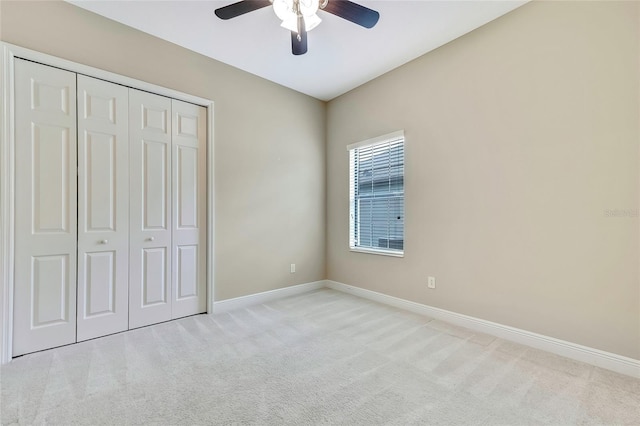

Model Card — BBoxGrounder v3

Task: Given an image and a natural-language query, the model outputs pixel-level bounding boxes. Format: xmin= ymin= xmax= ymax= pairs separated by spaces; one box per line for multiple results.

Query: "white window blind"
xmin=348 ymin=131 xmax=404 ymax=255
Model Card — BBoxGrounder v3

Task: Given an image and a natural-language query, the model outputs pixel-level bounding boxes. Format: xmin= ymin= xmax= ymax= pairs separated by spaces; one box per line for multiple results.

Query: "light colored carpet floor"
xmin=1 ymin=288 xmax=639 ymax=425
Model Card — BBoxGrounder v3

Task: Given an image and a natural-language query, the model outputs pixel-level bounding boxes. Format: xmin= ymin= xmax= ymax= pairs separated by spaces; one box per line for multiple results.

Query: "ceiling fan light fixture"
xmin=273 ymin=0 xmax=321 ymax=32
xmin=280 ymin=16 xmax=298 ymax=32
xmin=298 ymin=0 xmax=320 ymax=17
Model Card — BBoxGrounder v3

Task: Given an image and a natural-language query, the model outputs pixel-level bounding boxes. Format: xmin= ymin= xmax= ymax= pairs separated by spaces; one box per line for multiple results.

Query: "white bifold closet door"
xmin=129 ymin=90 xmax=207 ymax=328
xmin=171 ymin=99 xmax=207 ymax=319
xmin=76 ymin=75 xmax=130 ymax=342
xmin=13 ymin=59 xmax=78 ymax=356
xmin=129 ymin=89 xmax=173 ymax=329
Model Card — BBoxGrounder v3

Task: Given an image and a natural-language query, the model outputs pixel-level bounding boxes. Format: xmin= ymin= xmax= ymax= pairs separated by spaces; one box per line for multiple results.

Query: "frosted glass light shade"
xmin=273 ymin=0 xmax=295 ymax=21
xmin=273 ymin=0 xmax=321 ymax=33
xmin=280 ymin=16 xmax=298 ymax=32
xmin=299 ymin=0 xmax=320 ymax=17
xmin=280 ymin=14 xmax=321 ymax=32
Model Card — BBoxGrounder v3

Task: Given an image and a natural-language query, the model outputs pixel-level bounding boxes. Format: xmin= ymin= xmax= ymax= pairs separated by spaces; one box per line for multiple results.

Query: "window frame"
xmin=347 ymin=130 xmax=405 ymax=258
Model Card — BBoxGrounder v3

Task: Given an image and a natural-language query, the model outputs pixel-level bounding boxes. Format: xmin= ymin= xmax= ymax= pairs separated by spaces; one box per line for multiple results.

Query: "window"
xmin=348 ymin=131 xmax=405 ymax=256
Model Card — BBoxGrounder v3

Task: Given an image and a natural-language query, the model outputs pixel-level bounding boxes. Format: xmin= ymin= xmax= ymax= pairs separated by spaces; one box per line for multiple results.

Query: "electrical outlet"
xmin=290 ymin=263 xmax=296 ymax=273
xmin=428 ymin=276 xmax=436 ymax=289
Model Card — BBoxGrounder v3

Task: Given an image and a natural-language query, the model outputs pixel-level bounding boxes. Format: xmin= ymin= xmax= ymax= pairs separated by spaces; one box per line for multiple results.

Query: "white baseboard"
xmin=209 ymin=279 xmax=639 ymax=378
xmin=212 ymin=280 xmax=326 ymax=314
xmin=326 ymin=280 xmax=640 ymax=379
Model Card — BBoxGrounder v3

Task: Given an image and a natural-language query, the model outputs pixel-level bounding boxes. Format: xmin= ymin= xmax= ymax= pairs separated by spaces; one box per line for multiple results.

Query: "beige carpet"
xmin=1 ymin=288 xmax=639 ymax=425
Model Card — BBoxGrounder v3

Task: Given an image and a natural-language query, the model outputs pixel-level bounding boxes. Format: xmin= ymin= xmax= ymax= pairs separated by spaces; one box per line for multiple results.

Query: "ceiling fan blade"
xmin=214 ymin=0 xmax=272 ymax=20
xmin=291 ymin=16 xmax=308 ymax=55
xmin=322 ymin=0 xmax=379 ymax=28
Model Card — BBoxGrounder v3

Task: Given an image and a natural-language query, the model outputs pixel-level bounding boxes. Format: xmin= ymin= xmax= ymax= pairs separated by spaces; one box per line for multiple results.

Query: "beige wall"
xmin=327 ymin=1 xmax=640 ymax=359
xmin=0 ymin=0 xmax=326 ymax=301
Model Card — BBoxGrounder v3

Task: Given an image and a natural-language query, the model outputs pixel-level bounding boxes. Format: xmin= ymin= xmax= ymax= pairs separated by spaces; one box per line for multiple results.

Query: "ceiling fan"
xmin=214 ymin=0 xmax=380 ymax=55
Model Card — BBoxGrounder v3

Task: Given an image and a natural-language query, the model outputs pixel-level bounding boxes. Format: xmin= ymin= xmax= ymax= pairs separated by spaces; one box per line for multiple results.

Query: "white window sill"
xmin=350 ymin=247 xmax=404 ymax=258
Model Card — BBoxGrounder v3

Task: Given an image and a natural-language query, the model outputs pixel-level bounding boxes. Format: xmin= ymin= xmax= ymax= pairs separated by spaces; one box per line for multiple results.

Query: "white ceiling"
xmin=68 ymin=0 xmax=527 ymax=101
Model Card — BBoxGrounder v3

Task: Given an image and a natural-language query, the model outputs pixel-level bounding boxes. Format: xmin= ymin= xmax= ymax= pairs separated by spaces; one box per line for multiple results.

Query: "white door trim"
xmin=1 ymin=44 xmax=17 ymax=365
xmin=0 ymin=42 xmax=216 ymax=364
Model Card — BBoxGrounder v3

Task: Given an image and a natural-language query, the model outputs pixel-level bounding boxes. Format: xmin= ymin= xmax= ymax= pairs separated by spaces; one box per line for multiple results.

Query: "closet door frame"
xmin=0 ymin=42 xmax=216 ymax=364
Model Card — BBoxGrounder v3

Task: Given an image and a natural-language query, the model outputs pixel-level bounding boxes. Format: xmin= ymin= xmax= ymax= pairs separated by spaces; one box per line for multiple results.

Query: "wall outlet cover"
xmin=428 ymin=276 xmax=436 ymax=289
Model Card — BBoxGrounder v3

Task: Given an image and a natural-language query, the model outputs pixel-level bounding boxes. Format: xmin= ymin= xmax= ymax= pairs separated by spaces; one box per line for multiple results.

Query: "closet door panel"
xmin=142 ymin=140 xmax=169 ymax=229
xmin=171 ymin=99 xmax=207 ymax=319
xmin=76 ymin=75 xmax=129 ymax=341
xmin=142 ymin=247 xmax=169 ymax=304
xmin=13 ymin=59 xmax=77 ymax=356
xmin=129 ymin=89 xmax=173 ymax=328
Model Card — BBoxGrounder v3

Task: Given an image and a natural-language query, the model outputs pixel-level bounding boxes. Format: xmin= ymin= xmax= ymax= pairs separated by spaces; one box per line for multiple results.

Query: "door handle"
xmin=147 ymin=237 xmax=155 ymax=242
xmin=100 ymin=239 xmax=108 ymax=244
